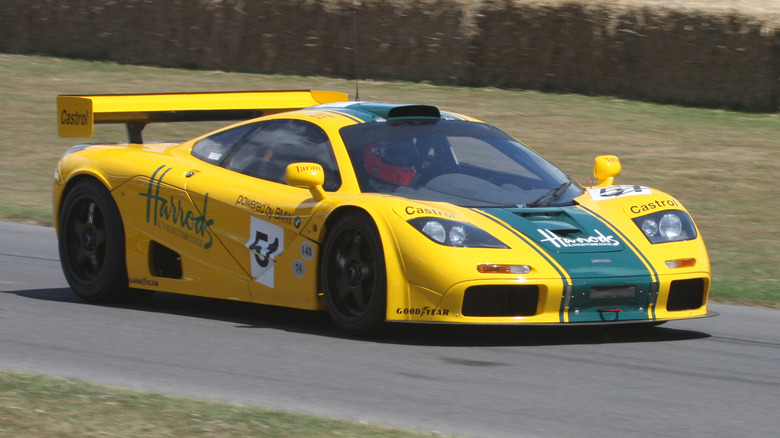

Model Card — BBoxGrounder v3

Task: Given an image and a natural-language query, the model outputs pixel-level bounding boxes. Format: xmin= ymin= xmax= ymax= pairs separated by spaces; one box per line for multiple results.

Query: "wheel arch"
xmin=54 ymin=170 xmax=114 ymax=234
xmin=56 ymin=174 xmax=154 ymax=303
xmin=318 ymin=204 xmax=411 ymax=319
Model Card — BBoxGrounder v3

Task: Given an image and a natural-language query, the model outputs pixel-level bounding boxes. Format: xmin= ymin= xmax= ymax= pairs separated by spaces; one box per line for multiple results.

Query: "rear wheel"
xmin=58 ymin=179 xmax=149 ymax=302
xmin=321 ymin=212 xmax=387 ymax=334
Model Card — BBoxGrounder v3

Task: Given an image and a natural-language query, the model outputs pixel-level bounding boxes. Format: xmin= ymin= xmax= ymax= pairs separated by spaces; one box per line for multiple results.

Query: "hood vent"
xmin=513 ymin=211 xmax=582 ymax=235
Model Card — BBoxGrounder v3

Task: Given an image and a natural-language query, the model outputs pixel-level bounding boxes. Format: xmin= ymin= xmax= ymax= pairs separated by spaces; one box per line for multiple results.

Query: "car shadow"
xmin=13 ymin=287 xmax=711 ymax=346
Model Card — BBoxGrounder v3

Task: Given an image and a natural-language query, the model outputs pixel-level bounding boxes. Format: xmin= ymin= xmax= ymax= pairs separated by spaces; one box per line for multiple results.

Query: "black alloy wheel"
xmin=58 ymin=179 xmax=146 ymax=302
xmin=321 ymin=212 xmax=387 ymax=334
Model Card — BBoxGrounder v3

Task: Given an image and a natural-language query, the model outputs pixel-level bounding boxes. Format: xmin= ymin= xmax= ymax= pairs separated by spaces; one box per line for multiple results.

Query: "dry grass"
xmin=0 ymin=371 xmax=439 ymax=437
xmin=503 ymin=0 xmax=780 ymax=20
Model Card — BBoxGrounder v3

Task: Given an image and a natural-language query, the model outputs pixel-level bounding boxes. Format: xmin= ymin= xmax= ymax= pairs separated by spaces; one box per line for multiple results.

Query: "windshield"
xmin=340 ymin=120 xmax=583 ymax=207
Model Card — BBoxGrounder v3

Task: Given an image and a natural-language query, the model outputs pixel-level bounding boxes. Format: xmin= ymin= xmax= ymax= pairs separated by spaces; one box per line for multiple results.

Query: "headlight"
xmin=633 ymin=210 xmax=697 ymax=244
xmin=409 ymin=218 xmax=508 ymax=248
xmin=659 ymin=213 xmax=682 ymax=238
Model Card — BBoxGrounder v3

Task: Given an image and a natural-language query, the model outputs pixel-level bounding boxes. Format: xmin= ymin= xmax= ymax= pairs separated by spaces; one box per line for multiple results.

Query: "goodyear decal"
xmin=129 ymin=277 xmax=160 ymax=288
xmin=396 ymin=307 xmax=451 ymax=317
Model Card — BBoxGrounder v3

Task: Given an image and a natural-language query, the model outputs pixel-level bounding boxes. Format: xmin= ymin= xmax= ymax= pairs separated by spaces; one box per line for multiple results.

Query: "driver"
xmin=362 ymin=140 xmax=418 ymax=187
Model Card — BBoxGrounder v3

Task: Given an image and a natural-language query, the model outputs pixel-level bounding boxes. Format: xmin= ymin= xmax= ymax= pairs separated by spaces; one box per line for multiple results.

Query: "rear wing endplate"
xmin=57 ymin=90 xmax=349 ymax=143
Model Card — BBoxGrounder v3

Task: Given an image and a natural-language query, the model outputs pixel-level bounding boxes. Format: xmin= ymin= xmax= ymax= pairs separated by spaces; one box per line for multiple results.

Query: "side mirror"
xmin=593 ymin=155 xmax=621 ymax=187
xmin=286 ymin=162 xmax=327 ymax=201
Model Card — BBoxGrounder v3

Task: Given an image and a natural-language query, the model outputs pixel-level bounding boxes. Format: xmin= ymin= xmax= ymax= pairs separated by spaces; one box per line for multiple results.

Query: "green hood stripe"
xmin=480 ymin=206 xmax=649 ymax=276
xmin=477 ymin=206 xmax=655 ymax=322
xmin=576 ymin=204 xmax=660 ymax=319
xmin=575 ymin=205 xmax=659 ymax=280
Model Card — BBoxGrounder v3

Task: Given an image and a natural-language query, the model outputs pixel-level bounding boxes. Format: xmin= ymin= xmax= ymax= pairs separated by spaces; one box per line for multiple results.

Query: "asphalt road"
xmin=1 ymin=220 xmax=778 ymax=437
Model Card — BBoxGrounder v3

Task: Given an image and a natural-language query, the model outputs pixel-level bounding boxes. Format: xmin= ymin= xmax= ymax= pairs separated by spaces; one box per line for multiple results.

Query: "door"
xmin=184 ymin=118 xmax=342 ymax=309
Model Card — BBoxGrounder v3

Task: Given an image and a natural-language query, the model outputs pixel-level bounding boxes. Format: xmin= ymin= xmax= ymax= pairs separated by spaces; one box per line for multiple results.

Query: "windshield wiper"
xmin=524 ymin=181 xmax=573 ymax=208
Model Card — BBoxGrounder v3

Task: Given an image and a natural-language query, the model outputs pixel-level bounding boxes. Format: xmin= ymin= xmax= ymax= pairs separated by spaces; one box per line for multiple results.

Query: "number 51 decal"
xmin=589 ymin=185 xmax=651 ymax=201
xmin=246 ymin=216 xmax=284 ymax=288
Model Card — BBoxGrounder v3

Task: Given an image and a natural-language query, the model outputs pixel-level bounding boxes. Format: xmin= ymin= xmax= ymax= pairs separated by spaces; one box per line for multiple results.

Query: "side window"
xmin=191 ymin=124 xmax=256 ymax=165
xmin=222 ymin=119 xmax=341 ymax=191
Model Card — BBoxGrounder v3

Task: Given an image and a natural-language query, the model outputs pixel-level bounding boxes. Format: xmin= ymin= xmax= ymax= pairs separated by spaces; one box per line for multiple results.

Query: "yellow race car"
xmin=54 ymin=90 xmax=711 ymax=334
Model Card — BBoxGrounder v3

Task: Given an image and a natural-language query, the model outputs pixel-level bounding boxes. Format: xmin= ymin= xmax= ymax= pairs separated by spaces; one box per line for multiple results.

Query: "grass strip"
xmin=0 ymin=370 xmax=447 ymax=438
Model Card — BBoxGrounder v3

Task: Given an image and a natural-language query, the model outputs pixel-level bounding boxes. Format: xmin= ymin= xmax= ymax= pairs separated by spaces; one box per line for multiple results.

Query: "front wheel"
xmin=58 ymin=179 xmax=148 ymax=303
xmin=320 ymin=212 xmax=387 ymax=334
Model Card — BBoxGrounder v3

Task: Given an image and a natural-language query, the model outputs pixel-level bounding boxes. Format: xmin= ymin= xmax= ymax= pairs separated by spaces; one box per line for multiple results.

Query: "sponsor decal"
xmin=403 ymin=205 xmax=456 ymax=219
xmin=246 ymin=216 xmax=284 ymax=288
xmin=590 ymin=185 xmax=651 ymax=201
xmin=60 ymin=109 xmax=90 ymax=126
xmin=537 ymin=228 xmax=620 ymax=249
xmin=627 ymin=198 xmax=679 ymax=215
xmin=291 ymin=163 xmax=321 ymax=173
xmin=299 ymin=241 xmax=315 ymax=261
xmin=140 ymin=165 xmax=214 ymax=249
xmin=396 ymin=307 xmax=451 ymax=316
xmin=129 ymin=277 xmax=160 ymax=287
xmin=292 ymin=259 xmax=306 ymax=278
xmin=235 ymin=195 xmax=295 ymax=226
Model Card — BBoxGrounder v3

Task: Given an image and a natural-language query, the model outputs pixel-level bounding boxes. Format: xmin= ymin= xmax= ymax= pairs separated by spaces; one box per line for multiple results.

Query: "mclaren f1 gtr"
xmin=54 ymin=90 xmax=712 ymax=333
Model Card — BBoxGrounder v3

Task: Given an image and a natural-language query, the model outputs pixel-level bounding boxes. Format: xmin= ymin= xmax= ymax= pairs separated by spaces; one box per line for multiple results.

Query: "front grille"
xmin=462 ymin=285 xmax=539 ymax=317
xmin=590 ymin=285 xmax=636 ymax=299
xmin=667 ymin=278 xmax=705 ymax=311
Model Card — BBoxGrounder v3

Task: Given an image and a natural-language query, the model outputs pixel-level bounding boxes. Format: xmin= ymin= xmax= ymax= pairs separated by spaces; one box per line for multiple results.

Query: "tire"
xmin=58 ymin=179 xmax=149 ymax=303
xmin=321 ymin=212 xmax=387 ymax=334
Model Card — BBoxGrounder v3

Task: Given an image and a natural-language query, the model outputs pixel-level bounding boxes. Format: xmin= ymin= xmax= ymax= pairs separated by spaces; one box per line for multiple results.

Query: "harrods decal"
xmin=537 ymin=228 xmax=620 ymax=249
xmin=140 ymin=165 xmax=214 ymax=249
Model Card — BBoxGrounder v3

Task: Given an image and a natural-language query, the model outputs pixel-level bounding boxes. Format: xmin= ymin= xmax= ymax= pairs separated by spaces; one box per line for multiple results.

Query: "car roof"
xmin=311 ymin=101 xmax=470 ymax=123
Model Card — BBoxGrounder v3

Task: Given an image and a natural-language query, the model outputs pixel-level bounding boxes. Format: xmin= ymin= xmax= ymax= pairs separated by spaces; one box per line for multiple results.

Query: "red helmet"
xmin=363 ymin=141 xmax=417 ymax=186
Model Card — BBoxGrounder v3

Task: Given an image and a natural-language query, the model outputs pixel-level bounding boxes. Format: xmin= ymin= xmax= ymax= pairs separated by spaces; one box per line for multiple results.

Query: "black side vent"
xmin=149 ymin=241 xmax=182 ymax=279
xmin=667 ymin=278 xmax=705 ymax=311
xmin=462 ymin=285 xmax=539 ymax=317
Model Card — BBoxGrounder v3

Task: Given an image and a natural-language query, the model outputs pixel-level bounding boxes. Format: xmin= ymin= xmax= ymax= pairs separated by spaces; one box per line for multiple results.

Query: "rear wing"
xmin=57 ymin=90 xmax=349 ymax=143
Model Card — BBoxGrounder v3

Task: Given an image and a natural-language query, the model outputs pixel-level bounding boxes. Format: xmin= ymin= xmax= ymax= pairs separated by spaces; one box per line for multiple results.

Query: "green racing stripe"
xmin=478 ymin=206 xmax=656 ymax=322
